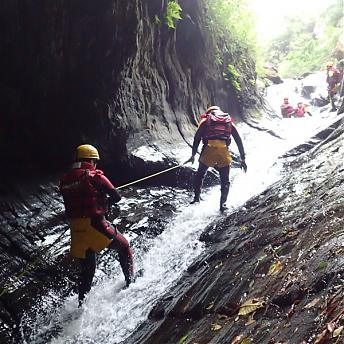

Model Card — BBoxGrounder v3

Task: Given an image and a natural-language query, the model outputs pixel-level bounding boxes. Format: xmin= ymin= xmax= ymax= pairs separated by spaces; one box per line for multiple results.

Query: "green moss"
xmin=318 ymin=261 xmax=328 ymax=271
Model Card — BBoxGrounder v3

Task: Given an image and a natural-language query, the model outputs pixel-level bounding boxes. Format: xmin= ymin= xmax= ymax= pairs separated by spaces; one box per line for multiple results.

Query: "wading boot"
xmin=191 ymin=173 xmax=203 ymax=204
xmin=220 ymin=203 xmax=228 ymax=212
xmin=190 ymin=194 xmax=200 ymax=204
xmin=220 ymin=182 xmax=230 ymax=212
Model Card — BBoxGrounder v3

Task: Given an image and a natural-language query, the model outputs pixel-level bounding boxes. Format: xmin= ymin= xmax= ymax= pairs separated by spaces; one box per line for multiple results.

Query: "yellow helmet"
xmin=76 ymin=144 xmax=100 ymax=160
xmin=206 ymin=105 xmax=221 ymax=114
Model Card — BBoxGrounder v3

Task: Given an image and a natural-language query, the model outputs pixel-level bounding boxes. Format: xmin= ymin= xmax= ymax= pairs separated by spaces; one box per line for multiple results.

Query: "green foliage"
xmin=177 ymin=332 xmax=191 ymax=344
xmin=214 ymin=47 xmax=223 ymax=66
xmin=154 ymin=15 xmax=161 ymax=25
xmin=324 ymin=0 xmax=344 ymax=26
xmin=255 ymin=59 xmax=267 ymax=78
xmin=205 ymin=0 xmax=258 ymax=56
xmin=204 ymin=0 xmax=259 ymax=88
xmin=264 ymin=0 xmax=344 ymax=77
xmin=224 ymin=64 xmax=242 ymax=91
xmin=165 ymin=1 xmax=182 ymax=29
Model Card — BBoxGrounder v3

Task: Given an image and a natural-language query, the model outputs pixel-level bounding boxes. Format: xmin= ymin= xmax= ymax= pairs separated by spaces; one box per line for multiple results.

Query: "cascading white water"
xmin=21 ymin=77 xmax=341 ymax=344
xmin=265 ymin=72 xmax=329 ymax=117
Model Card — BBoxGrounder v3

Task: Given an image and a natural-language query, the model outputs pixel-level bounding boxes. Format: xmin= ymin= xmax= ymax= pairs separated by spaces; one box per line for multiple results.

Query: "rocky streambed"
xmin=1 ymin=109 xmax=344 ymax=344
xmin=127 ymin=115 xmax=344 ymax=344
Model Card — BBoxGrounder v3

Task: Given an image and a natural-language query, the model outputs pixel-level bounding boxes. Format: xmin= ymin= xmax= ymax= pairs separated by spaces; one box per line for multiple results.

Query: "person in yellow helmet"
xmin=189 ymin=106 xmax=247 ymax=212
xmin=60 ymin=144 xmax=134 ymax=305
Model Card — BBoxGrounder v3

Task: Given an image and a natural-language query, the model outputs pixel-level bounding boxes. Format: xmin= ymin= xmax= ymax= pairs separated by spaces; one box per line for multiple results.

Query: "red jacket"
xmin=281 ymin=103 xmax=294 ymax=117
xmin=294 ymin=105 xmax=305 ymax=117
xmin=60 ymin=162 xmax=117 ymax=218
xmin=202 ymin=113 xmax=233 ymax=140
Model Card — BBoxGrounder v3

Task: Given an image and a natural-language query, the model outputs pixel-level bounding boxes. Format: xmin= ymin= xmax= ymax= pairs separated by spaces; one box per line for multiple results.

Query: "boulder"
xmin=262 ymin=65 xmax=283 ymax=84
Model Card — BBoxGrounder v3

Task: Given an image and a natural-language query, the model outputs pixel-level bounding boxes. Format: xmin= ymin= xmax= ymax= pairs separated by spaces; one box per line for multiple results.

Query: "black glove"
xmin=110 ymin=204 xmax=121 ymax=219
xmin=241 ymin=160 xmax=247 ymax=173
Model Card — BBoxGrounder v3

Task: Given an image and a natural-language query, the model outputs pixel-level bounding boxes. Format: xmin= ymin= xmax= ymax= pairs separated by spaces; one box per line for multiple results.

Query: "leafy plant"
xmin=204 ymin=0 xmax=258 ymax=88
xmin=177 ymin=332 xmax=191 ymax=344
xmin=165 ymin=1 xmax=182 ymax=29
xmin=214 ymin=47 xmax=223 ymax=66
xmin=205 ymin=0 xmax=258 ymax=56
xmin=154 ymin=15 xmax=161 ymax=25
xmin=224 ymin=64 xmax=242 ymax=91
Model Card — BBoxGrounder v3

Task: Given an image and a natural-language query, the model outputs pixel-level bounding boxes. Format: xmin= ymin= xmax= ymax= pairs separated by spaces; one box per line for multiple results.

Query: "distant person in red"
xmin=294 ymin=102 xmax=306 ymax=117
xmin=280 ymin=98 xmax=295 ymax=118
xmin=326 ymin=62 xmax=340 ymax=112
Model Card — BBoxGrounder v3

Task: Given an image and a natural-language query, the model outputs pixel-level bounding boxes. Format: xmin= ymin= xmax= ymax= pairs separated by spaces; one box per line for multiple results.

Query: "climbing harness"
xmin=0 ymin=159 xmax=191 ymax=297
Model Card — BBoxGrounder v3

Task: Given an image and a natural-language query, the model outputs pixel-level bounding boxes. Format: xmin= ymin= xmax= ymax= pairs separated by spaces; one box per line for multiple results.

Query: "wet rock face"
xmin=262 ymin=66 xmax=283 ymax=84
xmin=301 ymin=85 xmax=316 ymax=99
xmin=0 ymin=0 xmax=259 ymax=182
xmin=128 ymin=118 xmax=344 ymax=343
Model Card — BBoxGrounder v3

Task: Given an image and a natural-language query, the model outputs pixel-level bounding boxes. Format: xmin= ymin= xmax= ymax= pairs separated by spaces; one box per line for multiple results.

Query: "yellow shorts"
xmin=70 ymin=218 xmax=112 ymax=258
xmin=200 ymin=140 xmax=232 ymax=168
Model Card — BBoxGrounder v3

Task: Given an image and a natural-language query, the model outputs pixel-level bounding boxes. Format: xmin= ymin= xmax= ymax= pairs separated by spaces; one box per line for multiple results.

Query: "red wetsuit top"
xmin=60 ymin=161 xmax=121 ymax=239
xmin=294 ymin=105 xmax=305 ymax=117
xmin=60 ymin=161 xmax=120 ymax=218
xmin=281 ymin=103 xmax=294 ymax=117
xmin=192 ymin=112 xmax=245 ymax=161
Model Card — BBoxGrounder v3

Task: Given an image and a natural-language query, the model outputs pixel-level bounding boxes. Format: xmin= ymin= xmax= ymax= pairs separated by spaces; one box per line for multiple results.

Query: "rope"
xmin=0 ymin=159 xmax=191 ymax=297
xmin=0 ymin=258 xmax=42 ymax=297
xmin=117 ymin=159 xmax=190 ymax=189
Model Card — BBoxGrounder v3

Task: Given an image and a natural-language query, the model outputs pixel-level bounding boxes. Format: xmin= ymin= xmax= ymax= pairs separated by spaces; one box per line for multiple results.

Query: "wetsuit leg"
xmin=79 ymin=249 xmax=96 ymax=305
xmin=328 ymin=85 xmax=337 ymax=111
xmin=219 ymin=165 xmax=230 ymax=211
xmin=108 ymin=230 xmax=134 ymax=287
xmin=91 ymin=216 xmax=134 ymax=286
xmin=192 ymin=161 xmax=208 ymax=203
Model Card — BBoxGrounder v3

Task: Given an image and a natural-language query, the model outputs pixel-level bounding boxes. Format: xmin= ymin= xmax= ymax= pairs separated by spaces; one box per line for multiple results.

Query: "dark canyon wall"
xmin=0 ymin=0 xmax=260 ymax=182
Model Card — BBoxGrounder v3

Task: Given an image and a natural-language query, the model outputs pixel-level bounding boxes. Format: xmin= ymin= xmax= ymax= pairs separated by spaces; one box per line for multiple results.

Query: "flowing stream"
xmin=21 ymin=77 xmax=340 ymax=343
